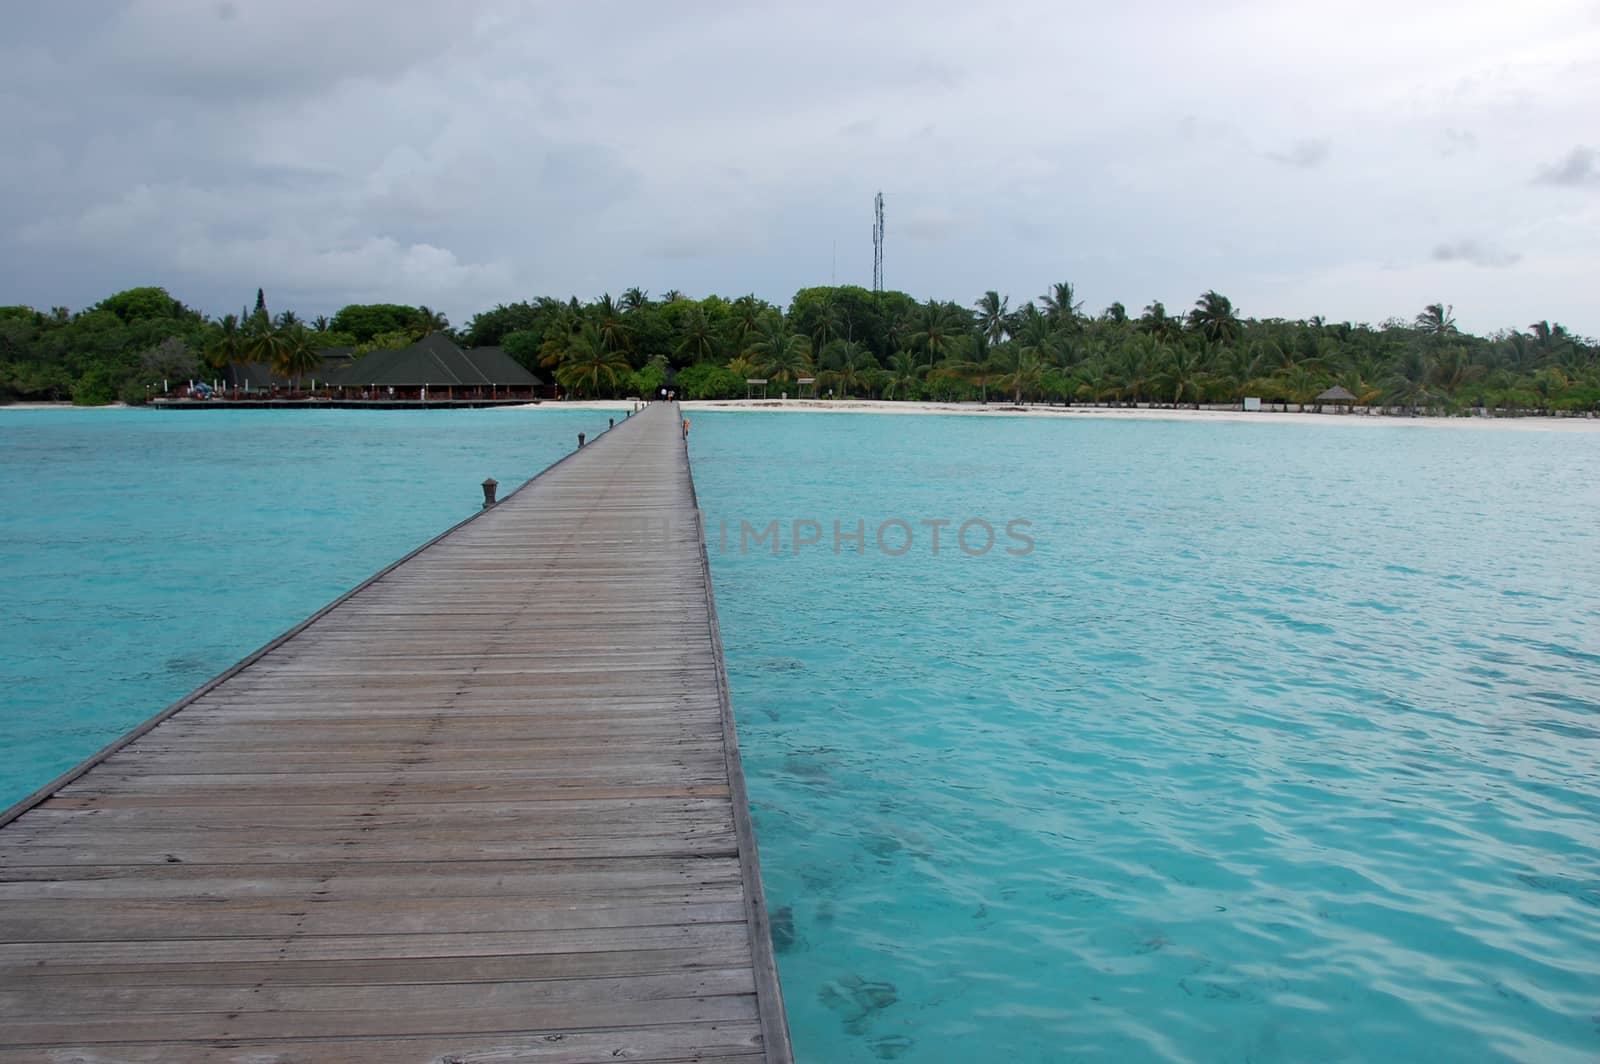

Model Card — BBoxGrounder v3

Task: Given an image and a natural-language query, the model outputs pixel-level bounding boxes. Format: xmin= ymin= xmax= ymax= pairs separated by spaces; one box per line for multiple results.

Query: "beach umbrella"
xmin=1315 ymin=385 xmax=1358 ymax=413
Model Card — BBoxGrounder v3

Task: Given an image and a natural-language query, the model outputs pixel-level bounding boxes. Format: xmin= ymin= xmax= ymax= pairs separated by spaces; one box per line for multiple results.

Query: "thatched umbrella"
xmin=1315 ymin=385 xmax=1358 ymax=413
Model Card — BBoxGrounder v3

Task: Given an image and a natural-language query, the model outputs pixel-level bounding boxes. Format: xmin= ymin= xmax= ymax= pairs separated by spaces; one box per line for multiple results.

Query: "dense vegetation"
xmin=3 ymin=284 xmax=1596 ymax=413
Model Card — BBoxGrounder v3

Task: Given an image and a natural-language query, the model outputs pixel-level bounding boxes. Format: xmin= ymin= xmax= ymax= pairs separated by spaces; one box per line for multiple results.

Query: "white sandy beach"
xmin=9 ymin=397 xmax=1596 ymax=432
xmin=510 ymin=397 xmax=1600 ymax=433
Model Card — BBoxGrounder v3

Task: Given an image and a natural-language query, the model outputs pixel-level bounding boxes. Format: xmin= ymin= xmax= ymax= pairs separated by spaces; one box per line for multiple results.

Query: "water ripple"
xmin=699 ymin=413 xmax=1600 ymax=1064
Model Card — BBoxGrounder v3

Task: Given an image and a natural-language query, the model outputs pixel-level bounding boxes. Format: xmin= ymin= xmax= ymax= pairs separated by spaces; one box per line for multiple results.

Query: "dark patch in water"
xmin=870 ymin=1035 xmax=915 ymax=1060
xmin=820 ymin=973 xmax=899 ymax=1035
xmin=1516 ymin=873 xmax=1600 ymax=908
xmin=782 ymin=755 xmax=831 ymax=781
xmin=770 ymin=905 xmax=797 ymax=953
xmin=861 ymin=834 xmax=902 ymax=861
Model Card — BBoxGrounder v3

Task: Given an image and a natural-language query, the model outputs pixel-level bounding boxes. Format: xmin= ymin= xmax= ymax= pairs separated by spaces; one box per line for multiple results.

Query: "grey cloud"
xmin=1534 ymin=146 xmax=1599 ymax=186
xmin=0 ymin=0 xmax=1596 ymax=335
xmin=1438 ymin=128 xmax=1477 ymax=157
xmin=1266 ymin=139 xmax=1330 ymax=168
xmin=901 ymin=210 xmax=961 ymax=242
xmin=1431 ymin=239 xmax=1521 ymax=268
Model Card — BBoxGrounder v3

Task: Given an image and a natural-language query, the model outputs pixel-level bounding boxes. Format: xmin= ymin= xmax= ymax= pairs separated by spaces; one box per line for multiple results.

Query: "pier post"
xmin=481 ymin=477 xmax=498 ymax=509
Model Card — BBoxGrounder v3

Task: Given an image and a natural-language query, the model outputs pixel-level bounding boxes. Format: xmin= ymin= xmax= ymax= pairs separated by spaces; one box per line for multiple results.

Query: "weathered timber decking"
xmin=0 ymin=402 xmax=792 ymax=1063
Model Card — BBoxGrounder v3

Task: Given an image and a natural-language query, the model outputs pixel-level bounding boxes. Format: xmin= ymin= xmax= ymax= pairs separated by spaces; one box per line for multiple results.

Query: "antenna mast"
xmin=872 ymin=191 xmax=884 ymax=294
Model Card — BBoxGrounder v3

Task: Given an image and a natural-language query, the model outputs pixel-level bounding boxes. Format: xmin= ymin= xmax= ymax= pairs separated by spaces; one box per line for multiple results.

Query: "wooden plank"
xmin=0 ymin=1023 xmax=765 ymax=1063
xmin=0 ymin=857 xmax=744 ymax=901
xmin=0 ymin=403 xmax=791 ymax=1060
xmin=0 ymin=990 xmax=759 ymax=1044
xmin=1 ymin=945 xmax=754 ymax=989
xmin=0 ymin=921 xmax=751 ymax=968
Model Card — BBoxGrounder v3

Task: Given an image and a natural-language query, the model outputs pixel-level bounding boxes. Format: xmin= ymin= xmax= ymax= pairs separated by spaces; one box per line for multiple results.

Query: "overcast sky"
xmin=2 ymin=0 xmax=1597 ymax=335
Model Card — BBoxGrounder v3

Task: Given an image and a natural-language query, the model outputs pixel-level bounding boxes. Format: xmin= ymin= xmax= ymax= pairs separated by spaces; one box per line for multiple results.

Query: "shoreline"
xmin=652 ymin=398 xmax=1600 ymax=432
xmin=9 ymin=397 xmax=1599 ymax=432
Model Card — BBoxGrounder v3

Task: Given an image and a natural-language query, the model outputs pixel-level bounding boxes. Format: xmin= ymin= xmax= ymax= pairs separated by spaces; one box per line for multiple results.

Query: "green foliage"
xmin=677 ymin=362 xmax=744 ymax=400
xmin=330 ymin=303 xmax=425 ymax=344
xmin=556 ymin=324 xmax=631 ymax=397
xmin=501 ymin=329 xmax=543 ymax=369
xmin=357 ymin=330 xmax=416 ymax=354
xmin=71 ymin=364 xmax=118 ymax=406
xmin=96 ymin=286 xmax=186 ymax=324
xmin=3 ymin=283 xmax=1598 ymax=414
xmin=631 ymin=356 xmax=668 ymax=399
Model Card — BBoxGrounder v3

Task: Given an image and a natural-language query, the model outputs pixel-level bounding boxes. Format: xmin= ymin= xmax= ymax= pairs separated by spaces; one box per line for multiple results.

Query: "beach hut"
xmin=1315 ymin=385 xmax=1358 ymax=413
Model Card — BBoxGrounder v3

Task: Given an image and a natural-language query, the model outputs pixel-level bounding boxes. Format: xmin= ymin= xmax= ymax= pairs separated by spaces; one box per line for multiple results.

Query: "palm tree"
xmin=592 ymin=294 xmax=630 ymax=353
xmin=1414 ymin=303 xmax=1457 ymax=336
xmin=660 ymin=289 xmax=686 ymax=304
xmin=726 ymin=354 xmax=763 ymax=381
xmin=274 ymin=309 xmax=300 ymax=330
xmin=312 ymin=315 xmax=330 ymax=333
xmin=937 ymin=335 xmax=997 ymax=402
xmin=727 ymin=295 xmax=765 ymax=352
xmin=1041 ymin=281 xmax=1082 ymax=331
xmin=620 ymin=287 xmax=650 ymax=313
xmin=1111 ymin=335 xmax=1160 ymax=404
xmin=558 ymin=325 xmax=631 ymax=396
xmin=1277 ymin=362 xmax=1322 ymax=406
xmin=1429 ymin=346 xmax=1476 ymax=393
xmin=203 ymin=313 xmax=247 ymax=375
xmin=747 ymin=318 xmax=812 ymax=382
xmin=675 ymin=305 xmax=718 ymax=363
xmin=882 ymin=351 xmax=926 ymax=400
xmin=818 ymin=339 xmax=879 ymax=398
xmin=415 ymin=306 xmax=449 ymax=336
xmin=994 ymin=345 xmax=1046 ymax=404
xmin=907 ymin=300 xmax=965 ymax=368
xmin=538 ymin=302 xmax=582 ymax=372
xmin=1011 ymin=309 xmax=1060 ymax=370
xmin=247 ymin=328 xmax=291 ymax=389
xmin=973 ymin=290 xmax=1010 ymax=347
xmin=1385 ymin=347 xmax=1433 ymax=409
xmin=1189 ymin=291 xmax=1242 ymax=346
xmin=273 ymin=326 xmax=323 ymax=391
xmin=1138 ymin=300 xmax=1183 ymax=343
xmin=1074 ymin=358 xmax=1112 ymax=403
xmin=809 ymin=298 xmax=846 ymax=354
xmin=1158 ymin=344 xmax=1209 ymax=406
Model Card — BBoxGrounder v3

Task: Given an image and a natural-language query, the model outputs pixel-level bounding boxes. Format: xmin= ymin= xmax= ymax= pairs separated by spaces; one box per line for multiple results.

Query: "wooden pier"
xmin=0 ymin=403 xmax=792 ymax=1063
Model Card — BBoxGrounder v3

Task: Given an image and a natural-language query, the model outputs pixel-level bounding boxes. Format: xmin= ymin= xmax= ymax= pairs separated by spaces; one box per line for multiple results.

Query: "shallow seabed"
xmin=691 ymin=411 xmax=1600 ymax=1063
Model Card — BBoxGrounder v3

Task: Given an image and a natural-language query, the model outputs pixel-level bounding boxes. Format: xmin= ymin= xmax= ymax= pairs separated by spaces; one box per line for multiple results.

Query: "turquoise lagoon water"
xmin=689 ymin=412 xmax=1600 ymax=1063
xmin=0 ymin=407 xmax=608 ymax=805
xmin=3 ymin=408 xmax=1599 ymax=1062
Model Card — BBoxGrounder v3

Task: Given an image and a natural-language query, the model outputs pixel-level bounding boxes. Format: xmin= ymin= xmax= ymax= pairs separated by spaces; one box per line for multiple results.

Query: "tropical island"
xmin=2 ymin=283 xmax=1595 ymax=414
